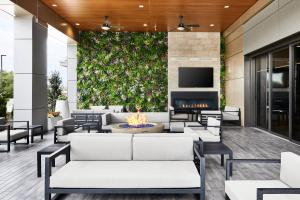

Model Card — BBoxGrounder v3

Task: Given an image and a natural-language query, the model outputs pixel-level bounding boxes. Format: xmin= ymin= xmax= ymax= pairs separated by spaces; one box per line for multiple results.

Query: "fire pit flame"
xmin=127 ymin=106 xmax=148 ymax=127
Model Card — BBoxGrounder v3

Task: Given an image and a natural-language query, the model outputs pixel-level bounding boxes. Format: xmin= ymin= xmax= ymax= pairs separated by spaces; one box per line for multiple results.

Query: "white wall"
xmin=244 ymin=0 xmax=300 ymax=54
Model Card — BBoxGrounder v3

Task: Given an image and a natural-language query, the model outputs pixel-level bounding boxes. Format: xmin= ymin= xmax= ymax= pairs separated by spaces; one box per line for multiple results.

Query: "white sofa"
xmin=225 ymin=152 xmax=300 ymax=200
xmin=102 ymin=112 xmax=170 ymax=130
xmin=184 ymin=117 xmax=222 ymax=142
xmin=45 ymin=133 xmax=205 ymax=200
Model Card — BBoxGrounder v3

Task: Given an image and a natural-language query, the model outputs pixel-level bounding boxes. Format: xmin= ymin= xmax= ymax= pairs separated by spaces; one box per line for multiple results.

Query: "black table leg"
xmin=229 ymin=152 xmax=233 ymax=176
xmin=221 ymin=154 xmax=224 ymax=166
xmin=37 ymin=152 xmax=41 ymax=177
xmin=41 ymin=126 xmax=44 ymax=140
xmin=52 ymin=159 xmax=55 ymax=167
xmin=31 ymin=129 xmax=34 ymax=143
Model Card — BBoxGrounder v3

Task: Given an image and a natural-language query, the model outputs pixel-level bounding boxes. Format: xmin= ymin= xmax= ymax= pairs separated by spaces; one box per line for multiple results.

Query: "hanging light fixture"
xmin=101 ymin=16 xmax=111 ymax=31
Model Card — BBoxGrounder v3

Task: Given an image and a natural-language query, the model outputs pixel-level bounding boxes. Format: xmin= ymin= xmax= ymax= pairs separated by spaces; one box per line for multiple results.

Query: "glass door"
xmin=270 ymin=48 xmax=290 ymax=137
xmin=292 ymin=44 xmax=300 ymax=142
xmin=255 ymin=54 xmax=269 ymax=129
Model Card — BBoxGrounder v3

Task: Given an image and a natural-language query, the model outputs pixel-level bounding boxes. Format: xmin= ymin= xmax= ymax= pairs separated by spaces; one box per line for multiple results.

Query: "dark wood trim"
xmin=11 ymin=0 xmax=79 ymax=41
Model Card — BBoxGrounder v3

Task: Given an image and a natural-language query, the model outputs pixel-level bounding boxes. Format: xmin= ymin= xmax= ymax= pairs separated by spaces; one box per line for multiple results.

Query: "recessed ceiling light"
xmin=52 ymin=4 xmax=58 ymax=7
xmin=224 ymin=5 xmax=230 ymax=9
xmin=210 ymin=24 xmax=215 ymax=27
xmin=139 ymin=5 xmax=144 ymax=8
xmin=143 ymin=23 xmax=148 ymax=27
xmin=75 ymin=23 xmax=80 ymax=26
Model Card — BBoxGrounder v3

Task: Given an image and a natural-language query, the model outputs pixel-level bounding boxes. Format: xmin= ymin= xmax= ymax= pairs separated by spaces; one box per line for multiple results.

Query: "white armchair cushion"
xmin=184 ymin=127 xmax=220 ymax=142
xmin=0 ymin=130 xmax=28 ymax=141
xmin=224 ymin=106 xmax=239 ymax=116
xmin=133 ymin=135 xmax=194 ymax=161
xmin=225 ymin=180 xmax=294 ymax=200
xmin=207 ymin=117 xmax=220 ymax=136
xmin=50 ymin=161 xmax=200 ymax=188
xmin=223 ymin=112 xmax=240 ymax=121
xmin=70 ymin=133 xmax=133 ymax=161
xmin=280 ymin=152 xmax=300 ymax=188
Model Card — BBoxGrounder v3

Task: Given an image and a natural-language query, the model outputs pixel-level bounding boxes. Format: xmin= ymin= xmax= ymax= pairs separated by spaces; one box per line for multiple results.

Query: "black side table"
xmin=14 ymin=125 xmax=43 ymax=143
xmin=197 ymin=141 xmax=233 ymax=175
xmin=37 ymin=144 xmax=70 ymax=177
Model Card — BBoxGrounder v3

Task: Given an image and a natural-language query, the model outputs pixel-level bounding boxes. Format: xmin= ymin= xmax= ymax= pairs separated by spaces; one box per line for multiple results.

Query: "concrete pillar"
xmin=67 ymin=44 xmax=77 ymax=112
xmin=14 ymin=15 xmax=48 ymax=129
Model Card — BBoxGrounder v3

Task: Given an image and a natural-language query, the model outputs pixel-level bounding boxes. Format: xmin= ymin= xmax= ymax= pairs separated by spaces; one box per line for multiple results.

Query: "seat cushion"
xmin=280 ymin=152 xmax=300 ymax=188
xmin=170 ymin=122 xmax=185 ymax=132
xmin=185 ymin=122 xmax=202 ymax=127
xmin=0 ymin=129 xmax=28 ymax=141
xmin=57 ymin=135 xmax=70 ymax=143
xmin=70 ymin=133 xmax=133 ymax=161
xmin=184 ymin=127 xmax=220 ymax=142
xmin=171 ymin=113 xmax=188 ymax=120
xmin=50 ymin=161 xmax=200 ymax=188
xmin=223 ymin=112 xmax=240 ymax=121
xmin=207 ymin=117 xmax=220 ymax=136
xmin=225 ymin=180 xmax=300 ymax=200
xmin=133 ymin=134 xmax=194 ymax=161
xmin=224 ymin=106 xmax=239 ymax=116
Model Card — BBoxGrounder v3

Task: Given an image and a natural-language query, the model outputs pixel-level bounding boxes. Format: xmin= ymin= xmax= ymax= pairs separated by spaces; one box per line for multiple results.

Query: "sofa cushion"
xmin=170 ymin=122 xmax=185 ymax=132
xmin=225 ymin=180 xmax=300 ymax=200
xmin=0 ymin=129 xmax=28 ymax=141
xmin=143 ymin=112 xmax=169 ymax=123
xmin=50 ymin=161 xmax=200 ymax=188
xmin=280 ymin=152 xmax=300 ymax=188
xmin=133 ymin=135 xmax=194 ymax=161
xmin=224 ymin=106 xmax=239 ymax=116
xmin=184 ymin=127 xmax=220 ymax=142
xmin=223 ymin=112 xmax=240 ymax=121
xmin=70 ymin=133 xmax=133 ymax=161
xmin=207 ymin=117 xmax=220 ymax=136
xmin=0 ymin=117 xmax=6 ymax=131
xmin=57 ymin=118 xmax=75 ymax=135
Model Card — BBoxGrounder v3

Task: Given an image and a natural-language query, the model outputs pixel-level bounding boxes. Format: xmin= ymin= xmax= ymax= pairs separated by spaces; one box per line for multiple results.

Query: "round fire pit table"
xmin=111 ymin=123 xmax=164 ymax=134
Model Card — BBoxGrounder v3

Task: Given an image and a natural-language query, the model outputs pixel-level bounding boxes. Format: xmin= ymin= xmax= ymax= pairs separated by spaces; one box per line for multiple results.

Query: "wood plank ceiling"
xmin=41 ymin=0 xmax=258 ymax=32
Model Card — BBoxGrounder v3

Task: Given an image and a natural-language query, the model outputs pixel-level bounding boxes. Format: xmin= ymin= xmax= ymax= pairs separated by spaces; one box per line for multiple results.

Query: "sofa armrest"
xmin=193 ymin=143 xmax=206 ymax=197
xmin=257 ymin=188 xmax=300 ymax=200
xmin=226 ymin=159 xmax=281 ymax=180
xmin=8 ymin=120 xmax=29 ymax=131
xmin=54 ymin=125 xmax=80 ymax=143
xmin=45 ymin=144 xmax=70 ymax=188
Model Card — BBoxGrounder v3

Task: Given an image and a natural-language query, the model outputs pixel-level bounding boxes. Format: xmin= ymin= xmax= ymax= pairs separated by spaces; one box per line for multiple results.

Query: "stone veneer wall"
xmin=168 ymin=32 xmax=221 ymax=107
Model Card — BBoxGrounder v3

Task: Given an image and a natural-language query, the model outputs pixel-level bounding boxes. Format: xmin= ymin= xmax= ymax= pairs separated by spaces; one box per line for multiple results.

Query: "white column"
xmin=67 ymin=44 xmax=77 ymax=112
xmin=14 ymin=16 xmax=48 ymax=129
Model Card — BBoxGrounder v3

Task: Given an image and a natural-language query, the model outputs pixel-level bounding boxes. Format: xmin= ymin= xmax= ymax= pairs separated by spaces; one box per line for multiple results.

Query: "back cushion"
xmin=133 ymin=135 xmax=194 ymax=161
xmin=280 ymin=152 xmax=300 ymax=187
xmin=144 ymin=112 xmax=169 ymax=123
xmin=70 ymin=133 xmax=133 ymax=161
xmin=207 ymin=117 xmax=221 ymax=136
xmin=110 ymin=113 xmax=131 ymax=123
xmin=0 ymin=117 xmax=6 ymax=131
xmin=57 ymin=118 xmax=75 ymax=135
xmin=224 ymin=106 xmax=239 ymax=116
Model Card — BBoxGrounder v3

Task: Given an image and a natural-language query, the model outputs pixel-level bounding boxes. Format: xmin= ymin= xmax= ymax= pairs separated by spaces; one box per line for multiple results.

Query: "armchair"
xmin=225 ymin=152 xmax=300 ymax=200
xmin=0 ymin=119 xmax=30 ymax=152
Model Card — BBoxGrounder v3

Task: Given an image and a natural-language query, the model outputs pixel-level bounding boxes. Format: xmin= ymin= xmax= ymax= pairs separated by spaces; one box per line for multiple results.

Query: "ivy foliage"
xmin=220 ymin=33 xmax=226 ymax=110
xmin=77 ymin=32 xmax=168 ymax=112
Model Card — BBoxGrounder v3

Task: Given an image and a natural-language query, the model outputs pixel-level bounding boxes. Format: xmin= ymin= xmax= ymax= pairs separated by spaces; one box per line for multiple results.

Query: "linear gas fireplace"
xmin=171 ymin=91 xmax=218 ymax=111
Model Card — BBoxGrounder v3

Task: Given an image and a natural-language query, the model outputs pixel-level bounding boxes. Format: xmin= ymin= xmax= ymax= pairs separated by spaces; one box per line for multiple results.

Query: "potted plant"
xmin=55 ymin=95 xmax=70 ymax=119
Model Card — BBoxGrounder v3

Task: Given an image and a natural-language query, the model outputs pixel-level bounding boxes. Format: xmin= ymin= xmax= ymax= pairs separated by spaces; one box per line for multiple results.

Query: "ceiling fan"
xmin=171 ymin=15 xmax=200 ymax=31
xmin=100 ymin=16 xmax=124 ymax=31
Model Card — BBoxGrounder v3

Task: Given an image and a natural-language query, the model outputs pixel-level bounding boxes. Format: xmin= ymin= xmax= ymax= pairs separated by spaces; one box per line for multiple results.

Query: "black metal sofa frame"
xmin=0 ymin=121 xmax=30 ymax=152
xmin=44 ymin=143 xmax=206 ymax=200
xmin=225 ymin=158 xmax=300 ymax=200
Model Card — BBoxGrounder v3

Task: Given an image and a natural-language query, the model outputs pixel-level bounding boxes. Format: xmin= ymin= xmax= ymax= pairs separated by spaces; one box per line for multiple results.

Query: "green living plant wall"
xmin=77 ymin=31 xmax=168 ymax=112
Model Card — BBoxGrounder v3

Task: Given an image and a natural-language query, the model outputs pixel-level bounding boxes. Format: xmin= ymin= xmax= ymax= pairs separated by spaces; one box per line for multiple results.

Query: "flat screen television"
xmin=178 ymin=67 xmax=214 ymax=87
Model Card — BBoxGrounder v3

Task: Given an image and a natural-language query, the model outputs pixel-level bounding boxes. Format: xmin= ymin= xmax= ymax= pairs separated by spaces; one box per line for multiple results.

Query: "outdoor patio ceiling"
xmin=41 ymin=0 xmax=258 ymax=32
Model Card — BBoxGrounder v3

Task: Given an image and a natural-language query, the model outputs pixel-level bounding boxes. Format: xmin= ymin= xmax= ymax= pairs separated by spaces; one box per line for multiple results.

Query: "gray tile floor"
xmin=0 ymin=127 xmax=300 ymax=200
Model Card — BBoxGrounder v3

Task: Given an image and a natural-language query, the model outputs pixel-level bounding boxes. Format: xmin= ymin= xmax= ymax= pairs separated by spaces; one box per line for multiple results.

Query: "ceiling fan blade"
xmin=186 ymin=24 xmax=200 ymax=28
